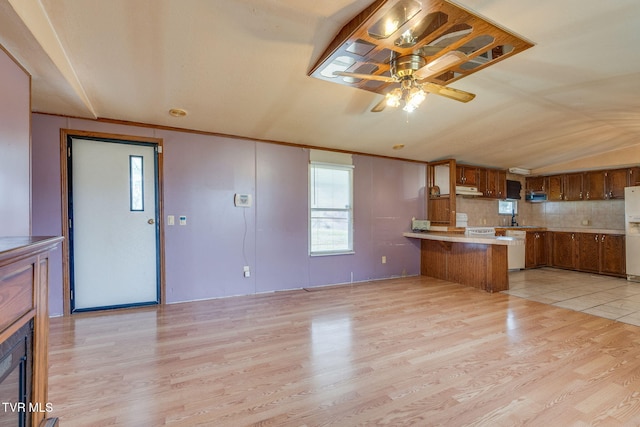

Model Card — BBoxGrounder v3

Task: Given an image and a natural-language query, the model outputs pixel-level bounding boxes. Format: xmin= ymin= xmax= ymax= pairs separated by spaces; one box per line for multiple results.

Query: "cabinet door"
xmin=483 ymin=169 xmax=505 ymax=199
xmin=456 ymin=166 xmax=478 ymax=186
xmin=547 ymin=175 xmax=564 ymax=201
xmin=629 ymin=167 xmax=640 ymax=187
xmin=600 ymin=234 xmax=625 ymax=276
xmin=478 ymin=168 xmax=490 ymax=197
xmin=525 ymin=232 xmax=536 ymax=268
xmin=552 ymin=232 xmax=576 ymax=269
xmin=536 ymin=232 xmax=548 ymax=267
xmin=584 ymin=170 xmax=605 ymax=200
xmin=526 ymin=176 xmax=546 ymax=192
xmin=564 ymin=173 xmax=584 ymax=200
xmin=525 ymin=232 xmax=547 ymax=268
xmin=606 ymin=169 xmax=628 ymax=199
xmin=428 ymin=197 xmax=451 ymax=224
xmin=577 ymin=233 xmax=600 ymax=273
xmin=496 ymin=170 xmax=507 ymax=199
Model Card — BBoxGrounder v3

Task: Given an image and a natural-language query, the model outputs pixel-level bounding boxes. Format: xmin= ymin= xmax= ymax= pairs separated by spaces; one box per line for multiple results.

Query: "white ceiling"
xmin=2 ymin=0 xmax=640 ymax=171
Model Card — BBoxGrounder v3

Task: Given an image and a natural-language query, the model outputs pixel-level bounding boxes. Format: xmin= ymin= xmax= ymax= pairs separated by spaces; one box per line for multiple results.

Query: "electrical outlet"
xmin=179 ymin=215 xmax=187 ymax=225
xmin=243 ymin=266 xmax=250 ymax=278
xmin=381 ymin=256 xmax=387 ymax=264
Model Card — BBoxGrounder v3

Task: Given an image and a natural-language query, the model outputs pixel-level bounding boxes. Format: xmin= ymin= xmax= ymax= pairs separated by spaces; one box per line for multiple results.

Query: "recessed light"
xmin=392 ymin=144 xmax=405 ymax=150
xmin=169 ymin=108 xmax=187 ymax=117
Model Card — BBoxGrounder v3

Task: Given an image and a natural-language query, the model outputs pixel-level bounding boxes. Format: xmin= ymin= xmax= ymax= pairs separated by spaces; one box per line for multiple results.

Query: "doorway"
xmin=62 ymin=131 xmax=164 ymax=313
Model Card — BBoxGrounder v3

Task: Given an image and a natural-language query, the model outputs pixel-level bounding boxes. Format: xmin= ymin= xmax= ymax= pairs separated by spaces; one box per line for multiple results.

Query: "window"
xmin=309 ymin=163 xmax=354 ymax=255
xmin=498 ymin=199 xmax=517 ymax=215
xmin=129 ymin=155 xmax=144 ymax=211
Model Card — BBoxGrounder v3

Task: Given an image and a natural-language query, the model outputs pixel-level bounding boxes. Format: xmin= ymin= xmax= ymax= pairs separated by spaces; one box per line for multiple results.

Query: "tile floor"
xmin=503 ymin=267 xmax=640 ymax=326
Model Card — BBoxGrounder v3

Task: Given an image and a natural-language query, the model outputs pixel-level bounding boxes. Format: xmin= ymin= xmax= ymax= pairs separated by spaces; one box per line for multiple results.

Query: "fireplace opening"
xmin=0 ymin=320 xmax=33 ymax=427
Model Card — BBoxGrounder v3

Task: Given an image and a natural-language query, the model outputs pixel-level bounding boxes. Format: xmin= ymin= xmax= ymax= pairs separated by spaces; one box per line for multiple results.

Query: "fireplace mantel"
xmin=0 ymin=236 xmax=63 ymax=427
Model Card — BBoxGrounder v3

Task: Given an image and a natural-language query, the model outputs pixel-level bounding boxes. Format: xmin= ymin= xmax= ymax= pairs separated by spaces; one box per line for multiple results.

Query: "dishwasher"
xmin=505 ymin=229 xmax=526 ymax=270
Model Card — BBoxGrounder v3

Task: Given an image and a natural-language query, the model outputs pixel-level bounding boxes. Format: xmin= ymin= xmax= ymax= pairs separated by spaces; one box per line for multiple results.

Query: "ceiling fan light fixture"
xmin=386 ymin=89 xmax=402 ymax=107
xmin=406 ymin=86 xmax=426 ymax=108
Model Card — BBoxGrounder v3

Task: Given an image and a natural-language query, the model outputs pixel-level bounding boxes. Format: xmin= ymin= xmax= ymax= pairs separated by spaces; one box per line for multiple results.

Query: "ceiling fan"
xmin=334 ymin=50 xmax=475 ymax=112
xmin=308 ymin=0 xmax=534 ymax=115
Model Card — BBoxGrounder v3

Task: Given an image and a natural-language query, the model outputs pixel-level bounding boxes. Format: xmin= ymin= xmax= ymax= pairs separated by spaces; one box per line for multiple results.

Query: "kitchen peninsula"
xmin=404 ymin=231 xmax=524 ymax=292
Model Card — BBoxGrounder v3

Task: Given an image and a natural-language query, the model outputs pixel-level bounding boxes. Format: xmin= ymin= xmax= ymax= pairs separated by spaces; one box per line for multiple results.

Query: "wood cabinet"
xmin=630 ymin=167 xmax=640 ymax=186
xmin=456 ymin=164 xmax=479 ymax=186
xmin=577 ymin=233 xmax=625 ymax=277
xmin=0 ymin=237 xmax=62 ymax=427
xmin=528 ymin=166 xmax=639 ymax=202
xmin=547 ymin=175 xmax=564 ymax=201
xmin=551 ymin=232 xmax=577 ymax=269
xmin=564 ymin=173 xmax=584 ymax=201
xmin=549 ymin=232 xmax=626 ymax=277
xmin=427 ymin=159 xmax=457 ymax=227
xmin=428 ymin=197 xmax=452 ymax=223
xmin=526 ymin=176 xmax=547 ymax=193
xmin=479 ymin=168 xmax=507 ymax=199
xmin=600 ymin=234 xmax=626 ymax=276
xmin=525 ymin=231 xmax=547 ymax=268
xmin=605 ymin=169 xmax=628 ymax=200
xmin=584 ymin=170 xmax=605 ymax=200
xmin=547 ymin=173 xmax=583 ymax=201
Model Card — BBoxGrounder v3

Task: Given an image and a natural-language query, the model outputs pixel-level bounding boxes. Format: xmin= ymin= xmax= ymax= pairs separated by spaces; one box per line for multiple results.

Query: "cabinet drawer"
xmin=0 ymin=263 xmax=34 ymax=333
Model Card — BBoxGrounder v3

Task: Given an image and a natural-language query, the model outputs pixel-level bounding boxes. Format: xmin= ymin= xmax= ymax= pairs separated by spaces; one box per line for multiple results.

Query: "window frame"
xmin=309 ymin=162 xmax=354 ymax=256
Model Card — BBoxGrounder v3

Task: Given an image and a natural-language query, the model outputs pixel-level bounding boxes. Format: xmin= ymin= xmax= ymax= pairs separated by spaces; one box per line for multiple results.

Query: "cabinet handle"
xmin=601 ymin=234 xmax=605 ymax=241
xmin=586 ymin=191 xmax=590 ymax=199
xmin=579 ymin=192 xmax=582 ymax=199
xmin=571 ymin=234 xmax=574 ymax=239
xmin=595 ymin=235 xmax=599 ymax=242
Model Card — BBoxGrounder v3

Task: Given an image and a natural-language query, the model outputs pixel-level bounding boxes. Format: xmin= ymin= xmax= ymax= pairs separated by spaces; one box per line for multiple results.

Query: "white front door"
xmin=69 ymin=137 xmax=159 ymax=311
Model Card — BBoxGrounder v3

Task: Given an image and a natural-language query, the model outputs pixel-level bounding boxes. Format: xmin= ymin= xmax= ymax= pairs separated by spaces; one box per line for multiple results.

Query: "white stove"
xmin=465 ymin=227 xmax=496 ymax=236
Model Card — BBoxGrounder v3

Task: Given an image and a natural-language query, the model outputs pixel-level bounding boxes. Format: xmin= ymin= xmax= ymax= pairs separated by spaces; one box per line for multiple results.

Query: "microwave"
xmin=525 ymin=191 xmax=547 ymax=202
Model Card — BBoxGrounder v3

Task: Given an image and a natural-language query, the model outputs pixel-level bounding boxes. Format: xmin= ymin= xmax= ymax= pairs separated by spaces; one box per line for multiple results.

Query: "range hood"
xmin=455 ymin=186 xmax=483 ymax=196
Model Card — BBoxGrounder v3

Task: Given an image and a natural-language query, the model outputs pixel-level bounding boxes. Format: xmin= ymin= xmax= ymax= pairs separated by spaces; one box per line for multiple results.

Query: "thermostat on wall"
xmin=234 ymin=193 xmax=252 ymax=207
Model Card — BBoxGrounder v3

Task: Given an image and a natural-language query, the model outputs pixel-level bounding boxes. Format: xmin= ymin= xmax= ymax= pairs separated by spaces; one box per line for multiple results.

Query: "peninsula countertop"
xmin=403 ymin=231 xmax=525 ymax=246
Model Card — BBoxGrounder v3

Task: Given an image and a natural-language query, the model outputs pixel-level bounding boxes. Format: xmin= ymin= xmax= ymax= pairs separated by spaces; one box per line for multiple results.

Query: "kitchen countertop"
xmin=494 ymin=226 xmax=625 ymax=234
xmin=403 ymin=232 xmax=525 ymax=246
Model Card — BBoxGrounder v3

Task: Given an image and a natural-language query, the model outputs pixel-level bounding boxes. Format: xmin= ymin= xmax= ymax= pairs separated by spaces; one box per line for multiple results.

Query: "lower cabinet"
xmin=600 ymin=234 xmax=626 ymax=276
xmin=551 ymin=232 xmax=626 ymax=277
xmin=525 ymin=231 xmax=547 ymax=268
xmin=551 ymin=232 xmax=577 ymax=269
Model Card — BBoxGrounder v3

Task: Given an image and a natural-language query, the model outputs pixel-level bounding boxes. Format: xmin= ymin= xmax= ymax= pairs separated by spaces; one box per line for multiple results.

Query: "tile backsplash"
xmin=457 ymin=197 xmax=625 ymax=230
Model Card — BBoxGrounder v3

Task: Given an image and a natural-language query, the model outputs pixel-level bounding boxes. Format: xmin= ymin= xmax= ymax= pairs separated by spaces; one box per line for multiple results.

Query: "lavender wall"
xmin=0 ymin=48 xmax=30 ymax=235
xmin=31 ymin=114 xmax=424 ymax=316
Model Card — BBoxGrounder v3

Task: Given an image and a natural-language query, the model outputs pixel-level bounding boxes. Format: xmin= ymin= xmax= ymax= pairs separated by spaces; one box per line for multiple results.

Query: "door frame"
xmin=60 ymin=129 xmax=165 ymax=316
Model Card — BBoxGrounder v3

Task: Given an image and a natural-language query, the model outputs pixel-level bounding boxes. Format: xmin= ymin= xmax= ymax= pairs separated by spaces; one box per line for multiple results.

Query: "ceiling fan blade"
xmin=371 ymin=98 xmax=387 ymax=112
xmin=414 ymin=51 xmax=468 ymax=80
xmin=422 ymin=82 xmax=476 ymax=103
xmin=333 ymin=71 xmax=395 ymax=83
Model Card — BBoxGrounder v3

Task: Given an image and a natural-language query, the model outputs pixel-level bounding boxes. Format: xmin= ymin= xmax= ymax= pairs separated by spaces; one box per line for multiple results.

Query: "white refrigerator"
xmin=625 ymin=186 xmax=640 ymax=280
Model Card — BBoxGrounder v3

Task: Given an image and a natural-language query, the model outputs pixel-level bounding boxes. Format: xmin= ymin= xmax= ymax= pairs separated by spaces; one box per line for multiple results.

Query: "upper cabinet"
xmin=456 ymin=165 xmax=479 ymax=187
xmin=525 ymin=176 xmax=547 ymax=193
xmin=479 ymin=168 xmax=506 ymax=199
xmin=526 ymin=166 xmax=639 ymax=202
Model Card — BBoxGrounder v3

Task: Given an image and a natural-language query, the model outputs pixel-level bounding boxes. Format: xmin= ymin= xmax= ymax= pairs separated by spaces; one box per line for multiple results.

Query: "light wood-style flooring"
xmin=48 ymin=271 xmax=640 ymax=426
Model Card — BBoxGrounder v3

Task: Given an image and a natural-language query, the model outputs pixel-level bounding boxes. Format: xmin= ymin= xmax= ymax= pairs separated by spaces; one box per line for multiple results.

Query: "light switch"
xmin=179 ymin=215 xmax=187 ymax=225
xmin=167 ymin=215 xmax=175 ymax=226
